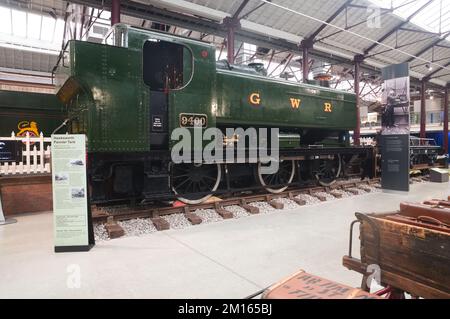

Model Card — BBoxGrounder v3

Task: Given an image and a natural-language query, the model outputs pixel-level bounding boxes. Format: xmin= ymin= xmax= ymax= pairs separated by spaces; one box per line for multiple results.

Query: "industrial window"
xmin=104 ymin=25 xmax=128 ymax=47
xmin=143 ymin=40 xmax=193 ymax=91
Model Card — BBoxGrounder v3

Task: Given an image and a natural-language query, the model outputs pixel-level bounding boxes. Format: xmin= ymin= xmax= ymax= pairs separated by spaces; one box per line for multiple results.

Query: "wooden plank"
xmin=359 ymin=217 xmax=450 ymax=295
xmin=311 ymin=193 xmax=327 ymax=201
xmin=215 ymin=206 xmax=234 ymax=219
xmin=289 ymin=192 xmax=306 ymax=205
xmin=383 ymin=215 xmax=450 ymax=234
xmin=269 ymin=199 xmax=284 ymax=210
xmin=185 ymin=212 xmax=202 ymax=225
xmin=240 ymin=199 xmax=259 ymax=214
xmin=105 ymin=222 xmax=124 ymax=239
xmin=329 ymin=191 xmax=343 ymax=198
xmin=343 ymin=256 xmax=450 ymax=299
xmin=399 ymin=202 xmax=450 ymax=224
xmin=151 ymin=217 xmax=170 ymax=231
xmin=346 ymin=188 xmax=359 ymax=195
xmin=423 ymin=200 xmax=450 ymax=208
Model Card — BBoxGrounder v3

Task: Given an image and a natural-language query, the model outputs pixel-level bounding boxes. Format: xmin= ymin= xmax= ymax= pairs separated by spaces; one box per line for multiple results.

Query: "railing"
xmin=410 ymin=111 xmax=444 ymax=125
xmin=0 ymin=132 xmax=51 ymax=175
xmin=361 ymin=111 xmax=446 ymax=128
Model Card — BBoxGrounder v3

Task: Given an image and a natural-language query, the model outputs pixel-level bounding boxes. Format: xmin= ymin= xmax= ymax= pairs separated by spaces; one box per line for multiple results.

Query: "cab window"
xmin=143 ymin=40 xmax=193 ymax=91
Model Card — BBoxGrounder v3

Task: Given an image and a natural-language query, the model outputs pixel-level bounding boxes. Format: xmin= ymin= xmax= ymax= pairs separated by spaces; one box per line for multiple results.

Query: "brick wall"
xmin=0 ymin=175 xmax=52 ymax=216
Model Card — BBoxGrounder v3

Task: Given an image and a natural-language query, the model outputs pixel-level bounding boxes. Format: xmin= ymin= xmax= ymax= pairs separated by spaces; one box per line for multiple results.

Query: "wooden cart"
xmin=343 ymin=205 xmax=450 ymax=299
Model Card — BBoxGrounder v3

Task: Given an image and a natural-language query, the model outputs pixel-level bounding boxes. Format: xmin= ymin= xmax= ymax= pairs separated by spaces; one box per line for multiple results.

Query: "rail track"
xmin=92 ymin=176 xmax=430 ymax=240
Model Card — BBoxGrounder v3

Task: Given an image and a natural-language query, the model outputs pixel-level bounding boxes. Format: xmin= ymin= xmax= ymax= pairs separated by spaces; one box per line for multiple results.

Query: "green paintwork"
xmin=215 ymin=70 xmax=356 ymax=130
xmin=56 ymin=24 xmax=216 ymax=152
xmin=56 ymin=24 xmax=356 ymax=153
xmin=0 ymin=90 xmax=65 ymax=136
xmin=278 ymin=133 xmax=301 ymax=148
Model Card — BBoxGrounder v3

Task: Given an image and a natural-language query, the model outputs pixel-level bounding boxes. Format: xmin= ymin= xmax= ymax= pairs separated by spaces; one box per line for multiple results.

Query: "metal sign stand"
xmin=0 ymin=186 xmax=17 ymax=226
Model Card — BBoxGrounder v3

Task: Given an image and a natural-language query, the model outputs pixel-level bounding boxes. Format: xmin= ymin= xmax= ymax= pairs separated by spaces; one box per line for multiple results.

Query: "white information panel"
xmin=51 ymin=134 xmax=90 ymax=251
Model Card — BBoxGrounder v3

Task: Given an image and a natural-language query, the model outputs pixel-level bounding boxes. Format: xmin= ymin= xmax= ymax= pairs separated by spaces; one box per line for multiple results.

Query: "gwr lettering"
xmin=290 ymin=98 xmax=301 ymax=109
xmin=324 ymin=102 xmax=332 ymax=112
xmin=249 ymin=93 xmax=261 ymax=105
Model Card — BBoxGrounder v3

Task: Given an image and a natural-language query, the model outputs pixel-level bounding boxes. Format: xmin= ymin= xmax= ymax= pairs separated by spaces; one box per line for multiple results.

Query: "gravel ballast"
xmin=347 ymin=187 xmax=366 ymax=195
xmin=193 ymin=209 xmax=223 ymax=224
xmin=248 ymin=201 xmax=277 ymax=214
xmin=92 ymin=178 xmax=407 ymax=238
xmin=225 ymin=205 xmax=250 ymax=218
xmin=94 ymin=223 xmax=109 ymax=241
xmin=162 ymin=213 xmax=191 ymax=229
xmin=118 ymin=218 xmax=157 ymax=237
xmin=330 ymin=189 xmax=353 ymax=198
xmin=313 ymin=191 xmax=336 ymax=201
xmin=295 ymin=193 xmax=321 ymax=205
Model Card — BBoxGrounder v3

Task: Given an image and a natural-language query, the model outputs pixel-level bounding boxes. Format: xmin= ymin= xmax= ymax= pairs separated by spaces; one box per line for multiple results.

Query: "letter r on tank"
xmin=324 ymin=103 xmax=332 ymax=112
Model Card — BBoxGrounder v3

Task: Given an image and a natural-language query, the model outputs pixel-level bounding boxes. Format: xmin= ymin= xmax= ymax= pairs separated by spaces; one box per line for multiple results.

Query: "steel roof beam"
xmin=232 ymin=0 xmax=251 ymax=20
xmin=314 ymin=8 xmax=393 ymax=43
xmin=432 ymin=72 xmax=450 ymax=79
xmin=398 ymin=27 xmax=440 ymax=36
xmin=348 ymin=0 xmax=417 ymax=12
xmin=364 ymin=35 xmax=436 ymax=59
xmin=65 ymin=0 xmax=448 ymax=88
xmin=239 ymin=2 xmax=268 ymax=20
xmin=424 ymin=61 xmax=450 ymax=81
xmin=363 ymin=0 xmax=434 ymax=55
xmin=406 ymin=31 xmax=450 ymax=63
xmin=411 ymin=56 xmax=450 ymax=69
xmin=306 ymin=0 xmax=353 ymax=42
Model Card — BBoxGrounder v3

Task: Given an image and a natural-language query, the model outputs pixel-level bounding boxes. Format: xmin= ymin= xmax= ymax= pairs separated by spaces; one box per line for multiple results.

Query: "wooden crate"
xmin=357 ymin=212 xmax=450 ymax=298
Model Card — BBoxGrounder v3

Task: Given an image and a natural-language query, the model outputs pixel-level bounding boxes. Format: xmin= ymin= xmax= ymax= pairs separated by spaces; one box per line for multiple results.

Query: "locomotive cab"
xmin=143 ymin=39 xmax=193 ymax=149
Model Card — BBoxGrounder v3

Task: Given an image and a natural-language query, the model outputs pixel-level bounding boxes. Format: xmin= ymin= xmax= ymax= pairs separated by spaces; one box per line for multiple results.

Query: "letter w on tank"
xmin=290 ymin=98 xmax=301 ymax=109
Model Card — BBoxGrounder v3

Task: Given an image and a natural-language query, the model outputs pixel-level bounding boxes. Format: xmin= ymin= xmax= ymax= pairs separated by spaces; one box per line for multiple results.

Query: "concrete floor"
xmin=1 ymin=181 xmax=449 ymax=299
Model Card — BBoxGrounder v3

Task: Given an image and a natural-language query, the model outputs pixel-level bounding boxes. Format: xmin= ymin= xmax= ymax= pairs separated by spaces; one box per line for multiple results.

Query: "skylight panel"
xmin=41 ymin=16 xmax=55 ymax=42
xmin=54 ymin=18 xmax=65 ymax=45
xmin=11 ymin=9 xmax=26 ymax=37
xmin=0 ymin=6 xmax=11 ymax=35
xmin=27 ymin=12 xmax=42 ymax=40
xmin=369 ymin=0 xmax=450 ymax=35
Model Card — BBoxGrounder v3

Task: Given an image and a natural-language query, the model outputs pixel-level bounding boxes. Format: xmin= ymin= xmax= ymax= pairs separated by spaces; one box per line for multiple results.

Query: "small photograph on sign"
xmin=380 ymin=77 xmax=410 ymax=135
xmin=71 ymin=187 xmax=85 ymax=199
xmin=54 ymin=173 xmax=69 ymax=183
xmin=69 ymin=159 xmax=84 ymax=167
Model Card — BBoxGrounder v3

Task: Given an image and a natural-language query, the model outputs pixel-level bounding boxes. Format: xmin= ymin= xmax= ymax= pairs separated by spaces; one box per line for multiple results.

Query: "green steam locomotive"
xmin=55 ymin=24 xmax=374 ymax=204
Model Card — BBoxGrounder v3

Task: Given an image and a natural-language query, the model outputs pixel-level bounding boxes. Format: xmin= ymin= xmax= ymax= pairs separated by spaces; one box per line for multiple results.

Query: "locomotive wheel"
xmin=171 ymin=163 xmax=221 ymax=204
xmin=315 ymin=154 xmax=342 ymax=186
xmin=257 ymin=160 xmax=296 ymax=194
